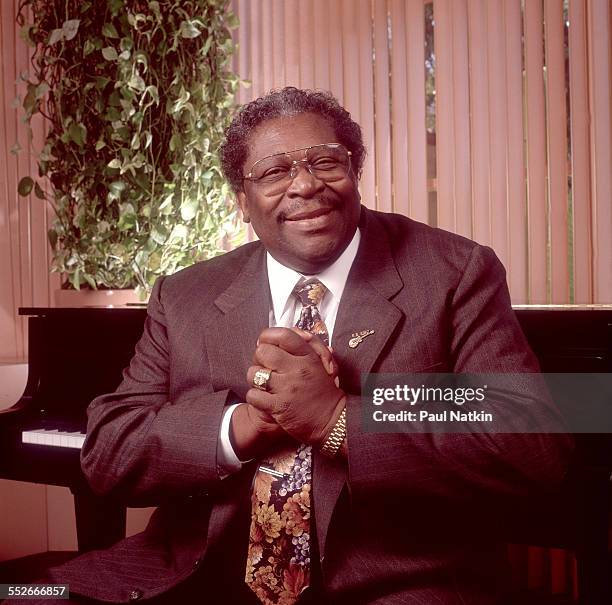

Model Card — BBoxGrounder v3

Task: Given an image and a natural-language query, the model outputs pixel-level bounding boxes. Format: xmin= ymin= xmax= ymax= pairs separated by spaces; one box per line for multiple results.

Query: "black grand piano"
xmin=1 ymin=306 xmax=611 ymax=600
xmin=0 ymin=308 xmax=148 ymax=553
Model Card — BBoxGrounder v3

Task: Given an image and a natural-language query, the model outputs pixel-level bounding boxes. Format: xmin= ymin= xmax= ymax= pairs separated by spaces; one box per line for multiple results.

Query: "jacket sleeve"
xmin=80 ymin=276 xmax=235 ymax=505
xmin=346 ymin=244 xmax=574 ymax=506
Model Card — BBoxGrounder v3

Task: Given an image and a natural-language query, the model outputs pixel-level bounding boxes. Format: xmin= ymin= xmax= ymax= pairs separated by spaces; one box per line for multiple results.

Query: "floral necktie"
xmin=245 ymin=279 xmax=328 ymax=604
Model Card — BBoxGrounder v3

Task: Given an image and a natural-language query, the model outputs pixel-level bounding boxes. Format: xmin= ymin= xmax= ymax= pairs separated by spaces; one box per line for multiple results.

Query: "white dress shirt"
xmin=216 ymin=229 xmax=361 ymax=477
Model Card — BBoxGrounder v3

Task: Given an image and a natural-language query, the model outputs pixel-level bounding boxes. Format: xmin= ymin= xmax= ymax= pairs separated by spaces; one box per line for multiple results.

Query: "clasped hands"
xmin=229 ymin=327 xmax=346 ymax=460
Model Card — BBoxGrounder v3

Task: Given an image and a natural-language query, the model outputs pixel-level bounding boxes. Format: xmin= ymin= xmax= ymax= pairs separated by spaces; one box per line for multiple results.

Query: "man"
xmin=14 ymin=87 xmax=571 ymax=604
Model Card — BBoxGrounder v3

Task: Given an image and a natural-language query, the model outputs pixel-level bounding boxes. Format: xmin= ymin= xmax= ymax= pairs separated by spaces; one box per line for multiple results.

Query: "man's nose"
xmin=286 ymin=163 xmax=325 ymax=197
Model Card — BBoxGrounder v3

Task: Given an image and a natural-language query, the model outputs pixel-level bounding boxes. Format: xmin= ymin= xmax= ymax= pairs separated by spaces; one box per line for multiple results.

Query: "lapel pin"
xmin=348 ymin=329 xmax=375 ymax=349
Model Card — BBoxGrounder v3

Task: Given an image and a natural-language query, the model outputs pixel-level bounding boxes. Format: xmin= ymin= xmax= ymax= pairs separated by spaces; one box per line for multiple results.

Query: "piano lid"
xmin=19 ymin=306 xmax=147 ymax=316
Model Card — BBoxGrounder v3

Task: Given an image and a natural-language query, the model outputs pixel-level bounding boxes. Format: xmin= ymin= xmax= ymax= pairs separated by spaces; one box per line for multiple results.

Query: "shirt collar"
xmin=266 ymin=228 xmax=361 ymax=322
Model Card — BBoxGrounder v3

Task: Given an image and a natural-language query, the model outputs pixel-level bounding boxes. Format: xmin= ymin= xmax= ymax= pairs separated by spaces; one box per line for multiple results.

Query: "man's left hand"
xmin=246 ymin=327 xmax=346 ymax=446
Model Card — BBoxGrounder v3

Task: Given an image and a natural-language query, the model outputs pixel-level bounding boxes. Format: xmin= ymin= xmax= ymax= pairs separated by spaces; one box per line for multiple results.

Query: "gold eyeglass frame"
xmin=242 ymin=142 xmax=352 ymax=184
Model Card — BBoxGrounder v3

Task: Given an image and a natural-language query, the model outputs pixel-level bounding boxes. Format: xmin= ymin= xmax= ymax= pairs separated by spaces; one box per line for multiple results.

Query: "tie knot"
xmin=293 ymin=278 xmax=327 ymax=307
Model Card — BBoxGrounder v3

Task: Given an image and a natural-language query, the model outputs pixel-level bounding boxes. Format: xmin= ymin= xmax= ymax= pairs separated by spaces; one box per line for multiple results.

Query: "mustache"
xmin=278 ymin=196 xmax=341 ymax=221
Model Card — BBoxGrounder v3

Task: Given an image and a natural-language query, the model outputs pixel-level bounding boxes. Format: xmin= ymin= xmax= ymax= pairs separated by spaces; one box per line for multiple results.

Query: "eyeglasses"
xmin=243 ymin=143 xmax=352 ymax=194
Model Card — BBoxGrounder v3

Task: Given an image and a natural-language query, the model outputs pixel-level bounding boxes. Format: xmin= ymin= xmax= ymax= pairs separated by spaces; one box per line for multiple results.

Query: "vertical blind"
xmin=1 ymin=0 xmax=611 ymax=364
xmin=0 ymin=0 xmax=59 ymax=363
xmin=232 ymin=0 xmax=612 ymax=307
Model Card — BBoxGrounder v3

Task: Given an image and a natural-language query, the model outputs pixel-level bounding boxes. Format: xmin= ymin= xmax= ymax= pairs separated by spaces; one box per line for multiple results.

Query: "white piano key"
xmin=22 ymin=428 xmax=86 ymax=449
xmin=41 ymin=429 xmax=60 ymax=447
xmin=68 ymin=432 xmax=86 ymax=449
xmin=21 ymin=431 xmax=36 ymax=444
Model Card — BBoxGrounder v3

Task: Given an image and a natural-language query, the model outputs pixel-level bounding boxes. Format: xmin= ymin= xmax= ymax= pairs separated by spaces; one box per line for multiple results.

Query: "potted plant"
xmin=16 ymin=0 xmax=243 ymax=302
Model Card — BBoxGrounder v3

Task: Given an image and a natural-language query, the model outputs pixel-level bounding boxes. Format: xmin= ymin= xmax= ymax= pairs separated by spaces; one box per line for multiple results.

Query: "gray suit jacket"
xmin=46 ymin=208 xmax=572 ymax=604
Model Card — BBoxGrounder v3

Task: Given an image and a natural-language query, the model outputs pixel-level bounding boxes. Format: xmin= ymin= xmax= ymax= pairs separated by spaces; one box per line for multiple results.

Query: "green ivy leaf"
xmin=35 ymin=83 xmax=49 ymax=100
xmin=170 ymin=224 xmax=188 ymax=241
xmin=17 ymin=176 xmax=34 ymax=196
xmin=179 ymin=20 xmax=202 ymax=38
xmin=63 ymin=19 xmax=80 ymax=41
xmin=70 ymin=268 xmax=81 ymax=290
xmin=109 ymin=0 xmax=123 ymax=14
xmin=158 ymin=193 xmax=174 ymax=214
xmin=48 ymin=28 xmax=64 ymax=45
xmin=95 ymin=140 xmax=106 ymax=151
xmin=106 ymin=108 xmax=122 ymax=123
xmin=169 ymin=134 xmax=181 ymax=151
xmin=34 ymin=182 xmax=46 ymax=199
xmin=108 ymin=180 xmax=126 ymax=198
xmin=225 ymin=13 xmax=239 ymax=29
xmin=127 ymin=74 xmax=146 ymax=92
xmin=107 ymin=159 xmax=121 ymax=169
xmin=94 ymin=76 xmax=111 ymax=90
xmin=83 ymin=274 xmax=97 ymax=289
xmin=151 ymin=225 xmax=168 ymax=245
xmin=102 ymin=46 xmax=118 ymax=61
xmin=19 ymin=24 xmax=35 ymax=47
xmin=117 ymin=202 xmax=136 ymax=230
xmin=120 ymin=37 xmax=133 ymax=52
xmin=180 ymin=197 xmax=199 ymax=221
xmin=102 ymin=23 xmax=119 ymax=38
xmin=68 ymin=122 xmax=87 ymax=147
xmin=83 ymin=39 xmax=96 ymax=56
xmin=109 ymin=91 xmax=121 ymax=107
xmin=48 ymin=229 xmax=58 ymax=250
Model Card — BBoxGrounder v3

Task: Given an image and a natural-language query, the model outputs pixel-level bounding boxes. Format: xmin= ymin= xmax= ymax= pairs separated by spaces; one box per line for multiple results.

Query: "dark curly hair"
xmin=219 ymin=87 xmax=366 ymax=193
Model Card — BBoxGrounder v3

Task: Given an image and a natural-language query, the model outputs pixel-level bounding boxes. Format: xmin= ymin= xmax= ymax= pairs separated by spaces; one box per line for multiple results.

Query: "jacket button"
xmin=129 ymin=589 xmax=142 ymax=601
xmin=192 ymin=558 xmax=202 ymax=570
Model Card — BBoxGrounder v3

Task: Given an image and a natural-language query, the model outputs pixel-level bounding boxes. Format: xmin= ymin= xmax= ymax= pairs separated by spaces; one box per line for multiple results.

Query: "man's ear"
xmin=236 ymin=190 xmax=250 ymax=223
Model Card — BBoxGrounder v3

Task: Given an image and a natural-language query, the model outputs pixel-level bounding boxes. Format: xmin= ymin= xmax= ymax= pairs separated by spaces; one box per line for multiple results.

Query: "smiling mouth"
xmin=284 ymin=207 xmax=334 ymax=221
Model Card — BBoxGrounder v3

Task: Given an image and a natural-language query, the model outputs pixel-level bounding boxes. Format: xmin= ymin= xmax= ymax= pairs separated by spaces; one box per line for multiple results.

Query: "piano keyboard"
xmin=22 ymin=429 xmax=85 ymax=449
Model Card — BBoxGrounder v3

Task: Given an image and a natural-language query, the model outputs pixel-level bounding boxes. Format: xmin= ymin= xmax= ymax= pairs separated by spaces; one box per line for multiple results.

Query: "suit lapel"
xmin=314 ymin=208 xmax=404 ymax=559
xmin=205 ymin=244 xmax=270 ymax=397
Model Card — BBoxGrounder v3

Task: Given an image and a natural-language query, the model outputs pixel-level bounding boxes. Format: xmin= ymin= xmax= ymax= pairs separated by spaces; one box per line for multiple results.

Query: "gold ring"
xmin=253 ymin=368 xmax=272 ymax=391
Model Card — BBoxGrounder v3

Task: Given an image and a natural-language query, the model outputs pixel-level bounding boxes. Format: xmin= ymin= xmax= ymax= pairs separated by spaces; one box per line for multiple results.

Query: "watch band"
xmin=320 ymin=406 xmax=347 ymax=458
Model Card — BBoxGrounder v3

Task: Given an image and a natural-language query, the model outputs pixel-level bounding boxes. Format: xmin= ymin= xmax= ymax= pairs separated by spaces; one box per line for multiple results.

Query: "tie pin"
xmin=257 ymin=465 xmax=288 ymax=479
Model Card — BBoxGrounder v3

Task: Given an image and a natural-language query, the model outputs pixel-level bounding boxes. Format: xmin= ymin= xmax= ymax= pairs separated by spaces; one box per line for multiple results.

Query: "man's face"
xmin=236 ymin=112 xmax=361 ymax=275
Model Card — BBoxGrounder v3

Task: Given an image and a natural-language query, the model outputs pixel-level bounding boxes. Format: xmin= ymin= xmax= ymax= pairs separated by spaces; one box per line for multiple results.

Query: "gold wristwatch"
xmin=320 ymin=406 xmax=347 ymax=458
